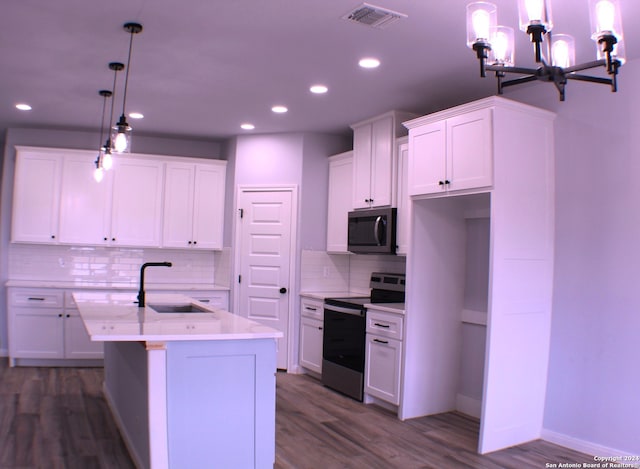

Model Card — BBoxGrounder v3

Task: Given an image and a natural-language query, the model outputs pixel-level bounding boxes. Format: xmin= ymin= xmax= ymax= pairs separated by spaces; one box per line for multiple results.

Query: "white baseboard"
xmin=456 ymin=393 xmax=482 ymax=419
xmin=541 ymin=428 xmax=639 ymax=463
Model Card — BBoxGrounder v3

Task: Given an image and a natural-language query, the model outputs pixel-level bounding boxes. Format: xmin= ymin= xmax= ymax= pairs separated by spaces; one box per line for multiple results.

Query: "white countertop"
xmin=299 ymin=291 xmax=368 ymax=301
xmin=365 ymin=302 xmax=406 ymax=314
xmin=73 ymin=292 xmax=282 ymax=342
xmin=7 ymin=280 xmax=230 ymax=291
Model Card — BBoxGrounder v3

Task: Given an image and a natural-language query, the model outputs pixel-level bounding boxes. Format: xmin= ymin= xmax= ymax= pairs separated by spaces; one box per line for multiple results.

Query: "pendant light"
xmin=111 ymin=22 xmax=143 ymax=154
xmin=103 ymin=62 xmax=124 ymax=170
xmin=94 ymin=89 xmax=113 ymax=183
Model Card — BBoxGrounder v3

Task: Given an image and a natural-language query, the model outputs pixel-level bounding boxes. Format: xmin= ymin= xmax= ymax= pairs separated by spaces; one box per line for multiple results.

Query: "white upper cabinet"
xmin=11 ymin=147 xmax=63 ymax=243
xmin=110 ymin=157 xmax=165 ymax=247
xmin=395 ymin=138 xmax=409 ymax=255
xmin=59 ymin=151 xmax=113 ymax=245
xmin=163 ymin=160 xmax=227 ymax=250
xmin=326 ymin=151 xmax=353 ymax=253
xmin=351 ymin=111 xmax=417 ymax=209
xmin=406 ymin=107 xmax=493 ymax=197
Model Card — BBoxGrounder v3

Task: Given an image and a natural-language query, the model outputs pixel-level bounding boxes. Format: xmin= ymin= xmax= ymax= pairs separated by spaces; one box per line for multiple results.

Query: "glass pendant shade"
xmin=589 ymin=0 xmax=623 ymax=40
xmin=112 ymin=116 xmax=132 ymax=154
xmin=489 ymin=26 xmax=515 ymax=66
xmin=94 ymin=164 xmax=104 ymax=183
xmin=466 ymin=2 xmax=497 ymax=48
xmin=551 ymin=34 xmax=575 ymax=68
xmin=102 ymin=149 xmax=113 ymax=170
xmin=517 ymin=0 xmax=553 ymax=32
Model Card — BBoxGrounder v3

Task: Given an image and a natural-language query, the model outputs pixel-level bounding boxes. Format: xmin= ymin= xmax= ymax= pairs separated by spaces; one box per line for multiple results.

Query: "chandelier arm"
xmin=565 ymin=74 xmax=613 ymax=86
xmin=486 ymin=65 xmax=539 ymax=76
xmin=563 ymin=59 xmax=607 ymax=74
xmin=499 ymin=75 xmax=539 ymax=89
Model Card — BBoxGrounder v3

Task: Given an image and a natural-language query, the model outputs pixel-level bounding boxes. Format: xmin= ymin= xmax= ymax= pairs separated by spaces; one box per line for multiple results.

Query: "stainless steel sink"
xmin=148 ymin=303 xmax=210 ymax=313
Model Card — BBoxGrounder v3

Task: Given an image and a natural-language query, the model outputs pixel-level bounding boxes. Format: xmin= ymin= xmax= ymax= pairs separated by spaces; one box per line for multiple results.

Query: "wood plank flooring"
xmin=0 ymin=362 xmax=593 ymax=468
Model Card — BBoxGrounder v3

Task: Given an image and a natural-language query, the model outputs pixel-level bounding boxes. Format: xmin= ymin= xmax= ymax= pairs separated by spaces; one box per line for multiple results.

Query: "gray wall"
xmin=509 ymin=59 xmax=640 ymax=454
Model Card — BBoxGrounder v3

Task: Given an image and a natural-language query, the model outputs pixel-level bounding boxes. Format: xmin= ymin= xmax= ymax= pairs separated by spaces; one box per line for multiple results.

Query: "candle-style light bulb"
xmin=472 ymin=9 xmax=491 ymax=41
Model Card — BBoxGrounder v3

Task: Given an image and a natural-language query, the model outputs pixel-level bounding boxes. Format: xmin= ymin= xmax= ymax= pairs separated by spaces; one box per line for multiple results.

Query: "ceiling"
xmin=1 ymin=0 xmax=638 ymax=141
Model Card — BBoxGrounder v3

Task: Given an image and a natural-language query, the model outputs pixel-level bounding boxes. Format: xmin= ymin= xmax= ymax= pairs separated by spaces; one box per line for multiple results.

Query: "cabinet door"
xmin=369 ymin=115 xmax=394 ymax=207
xmin=111 ymin=157 xmax=164 ymax=247
xmin=447 ymin=108 xmax=493 ymax=192
xmin=10 ymin=311 xmax=64 ymax=359
xmin=408 ymin=120 xmax=446 ymax=196
xmin=64 ymin=314 xmax=104 ymax=359
xmin=192 ymin=163 xmax=226 ymax=249
xmin=162 ymin=162 xmax=196 ymax=248
xmin=59 ymin=152 xmax=113 ymax=245
xmin=326 ymin=152 xmax=353 ymax=253
xmin=396 ymin=142 xmax=409 ymax=255
xmin=352 ymin=123 xmax=373 ymax=209
xmin=11 ymin=150 xmax=62 ymax=243
xmin=300 ymin=316 xmax=323 ymax=374
xmin=365 ymin=334 xmax=402 ymax=405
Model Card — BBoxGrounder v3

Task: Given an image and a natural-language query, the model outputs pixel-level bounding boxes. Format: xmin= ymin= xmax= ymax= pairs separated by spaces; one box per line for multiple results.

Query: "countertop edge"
xmin=6 ymin=280 xmax=230 ymax=291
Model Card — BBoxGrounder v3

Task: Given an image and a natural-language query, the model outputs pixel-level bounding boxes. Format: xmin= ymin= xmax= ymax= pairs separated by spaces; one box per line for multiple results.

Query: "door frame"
xmin=232 ymin=184 xmax=299 ymax=371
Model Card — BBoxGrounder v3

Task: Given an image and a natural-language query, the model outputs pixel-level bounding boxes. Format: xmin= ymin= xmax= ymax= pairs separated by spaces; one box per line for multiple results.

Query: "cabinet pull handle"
xmin=445 ymin=179 xmax=451 ymax=185
xmin=28 ymin=297 xmax=45 ymax=301
xmin=318 ymin=326 xmax=323 ymax=330
xmin=305 ymin=306 xmax=317 ymax=311
xmin=199 ymin=299 xmax=210 ymax=303
xmin=374 ymin=322 xmax=390 ymax=328
xmin=373 ymin=338 xmax=388 ymax=344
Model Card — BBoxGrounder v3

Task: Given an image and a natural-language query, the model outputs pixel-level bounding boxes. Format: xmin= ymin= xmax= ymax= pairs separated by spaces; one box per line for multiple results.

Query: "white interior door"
xmin=236 ymin=188 xmax=294 ymax=369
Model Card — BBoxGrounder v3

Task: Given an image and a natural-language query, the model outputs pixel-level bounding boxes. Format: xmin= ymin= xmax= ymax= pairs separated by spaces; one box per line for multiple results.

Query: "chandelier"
xmin=466 ymin=0 xmax=625 ymax=101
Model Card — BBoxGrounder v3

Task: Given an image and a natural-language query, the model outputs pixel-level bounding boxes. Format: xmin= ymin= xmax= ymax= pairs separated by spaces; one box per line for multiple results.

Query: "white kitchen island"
xmin=73 ymin=292 xmax=283 ymax=469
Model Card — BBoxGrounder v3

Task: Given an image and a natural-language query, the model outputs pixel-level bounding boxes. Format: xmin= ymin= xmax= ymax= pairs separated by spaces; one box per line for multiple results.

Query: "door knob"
xmin=279 ymin=287 xmax=287 ymax=294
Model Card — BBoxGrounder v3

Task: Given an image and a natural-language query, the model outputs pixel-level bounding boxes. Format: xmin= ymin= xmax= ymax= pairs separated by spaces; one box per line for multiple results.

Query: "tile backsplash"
xmin=8 ymin=243 xmax=216 ymax=286
xmin=300 ymin=250 xmax=406 ymax=294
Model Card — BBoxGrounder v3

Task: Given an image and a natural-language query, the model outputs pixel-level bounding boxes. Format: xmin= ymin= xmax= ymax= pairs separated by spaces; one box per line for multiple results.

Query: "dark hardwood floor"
xmin=0 ymin=362 xmax=592 ymax=468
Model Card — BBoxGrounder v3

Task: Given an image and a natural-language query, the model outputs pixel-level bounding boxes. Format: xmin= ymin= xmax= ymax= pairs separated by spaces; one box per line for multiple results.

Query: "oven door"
xmin=321 ymin=303 xmax=366 ymax=401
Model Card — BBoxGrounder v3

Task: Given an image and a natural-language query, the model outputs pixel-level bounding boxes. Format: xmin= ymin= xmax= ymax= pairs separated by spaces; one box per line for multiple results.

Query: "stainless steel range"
xmin=322 ymin=272 xmax=405 ymax=401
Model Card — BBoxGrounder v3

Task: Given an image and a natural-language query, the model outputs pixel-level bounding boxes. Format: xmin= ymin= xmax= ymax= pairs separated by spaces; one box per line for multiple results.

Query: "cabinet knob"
xmin=104 ymin=237 xmax=108 ymax=241
xmin=51 ymin=235 xmax=56 ymax=239
xmin=58 ymin=313 xmax=63 ymax=318
xmin=445 ymin=179 xmax=451 ymax=185
xmin=193 ymin=241 xmax=197 ymax=245
xmin=112 ymin=238 xmax=116 ymax=241
xmin=438 ymin=181 xmax=444 ymax=186
xmin=188 ymin=241 xmax=192 ymax=244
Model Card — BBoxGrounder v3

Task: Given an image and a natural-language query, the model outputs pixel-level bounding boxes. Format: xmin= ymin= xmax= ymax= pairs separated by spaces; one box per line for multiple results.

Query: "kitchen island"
xmin=73 ymin=292 xmax=282 ymax=469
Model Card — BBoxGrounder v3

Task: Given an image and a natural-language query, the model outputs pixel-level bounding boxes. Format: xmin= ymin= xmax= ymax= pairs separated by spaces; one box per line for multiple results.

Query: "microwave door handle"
xmin=374 ymin=216 xmax=384 ymax=245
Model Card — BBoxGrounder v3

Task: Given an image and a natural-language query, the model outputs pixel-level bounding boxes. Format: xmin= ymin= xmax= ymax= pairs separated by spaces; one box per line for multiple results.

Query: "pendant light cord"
xmin=120 ymin=31 xmax=135 ymax=117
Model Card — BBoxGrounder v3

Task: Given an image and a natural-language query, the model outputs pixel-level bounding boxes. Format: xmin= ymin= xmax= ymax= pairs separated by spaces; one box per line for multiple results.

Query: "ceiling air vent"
xmin=343 ymin=3 xmax=408 ymax=29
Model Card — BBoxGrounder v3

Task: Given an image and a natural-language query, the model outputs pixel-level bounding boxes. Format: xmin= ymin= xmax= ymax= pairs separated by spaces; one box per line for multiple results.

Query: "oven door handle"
xmin=324 ymin=305 xmax=364 ymax=316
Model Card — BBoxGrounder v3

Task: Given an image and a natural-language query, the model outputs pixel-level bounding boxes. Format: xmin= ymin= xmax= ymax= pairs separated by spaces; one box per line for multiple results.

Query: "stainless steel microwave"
xmin=347 ymin=207 xmax=397 ymax=254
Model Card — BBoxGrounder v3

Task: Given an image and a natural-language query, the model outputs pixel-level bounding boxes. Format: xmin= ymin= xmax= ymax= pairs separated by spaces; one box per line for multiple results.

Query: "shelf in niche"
xmin=461 ymin=308 xmax=487 ymax=326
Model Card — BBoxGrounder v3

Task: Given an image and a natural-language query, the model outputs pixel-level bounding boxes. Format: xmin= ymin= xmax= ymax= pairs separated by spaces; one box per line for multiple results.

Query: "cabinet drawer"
xmin=366 ymin=309 xmax=404 ymax=340
xmin=10 ymin=289 xmax=63 ymax=308
xmin=300 ymin=297 xmax=323 ymax=320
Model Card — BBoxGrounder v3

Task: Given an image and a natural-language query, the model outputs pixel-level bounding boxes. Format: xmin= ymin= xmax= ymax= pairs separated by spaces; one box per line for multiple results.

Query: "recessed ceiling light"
xmin=310 ymin=85 xmax=328 ymax=94
xmin=358 ymin=57 xmax=381 ymax=69
xmin=241 ymin=123 xmax=255 ymax=130
xmin=129 ymin=112 xmax=144 ymax=119
xmin=272 ymin=105 xmax=288 ymax=114
xmin=16 ymin=103 xmax=32 ymax=111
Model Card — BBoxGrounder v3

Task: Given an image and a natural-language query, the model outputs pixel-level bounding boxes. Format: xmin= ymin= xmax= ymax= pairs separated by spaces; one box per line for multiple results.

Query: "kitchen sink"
xmin=148 ymin=303 xmax=210 ymax=313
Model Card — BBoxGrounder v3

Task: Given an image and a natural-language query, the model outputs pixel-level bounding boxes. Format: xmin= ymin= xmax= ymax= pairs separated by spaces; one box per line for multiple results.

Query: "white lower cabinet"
xmin=299 ymin=297 xmax=324 ymax=374
xmin=8 ymin=288 xmax=103 ymax=365
xmin=364 ymin=308 xmax=404 ymax=406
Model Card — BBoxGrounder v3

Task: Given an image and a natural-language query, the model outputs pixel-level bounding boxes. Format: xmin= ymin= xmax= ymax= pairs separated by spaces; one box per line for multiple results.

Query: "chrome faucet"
xmin=137 ymin=262 xmax=172 ymax=307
